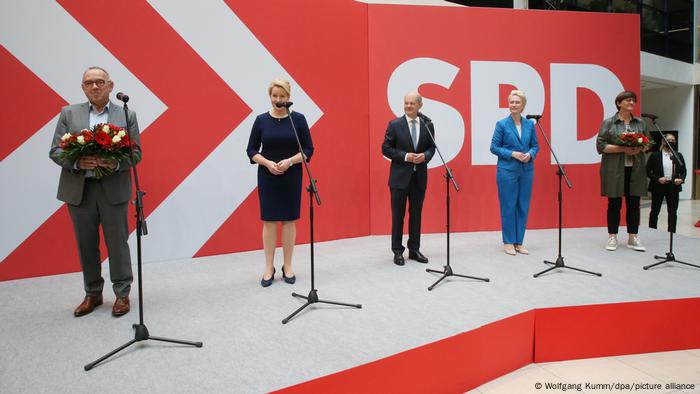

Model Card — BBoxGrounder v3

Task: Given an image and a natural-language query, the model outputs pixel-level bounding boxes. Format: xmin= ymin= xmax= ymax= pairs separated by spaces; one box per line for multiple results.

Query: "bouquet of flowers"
xmin=59 ymin=123 xmax=132 ymax=179
xmin=617 ymin=131 xmax=652 ymax=148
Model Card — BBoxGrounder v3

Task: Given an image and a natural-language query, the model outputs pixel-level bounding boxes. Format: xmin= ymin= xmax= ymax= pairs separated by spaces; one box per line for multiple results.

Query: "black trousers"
xmin=390 ymin=173 xmax=425 ymax=254
xmin=607 ymin=167 xmax=640 ymax=235
xmin=649 ymin=186 xmax=679 ymax=233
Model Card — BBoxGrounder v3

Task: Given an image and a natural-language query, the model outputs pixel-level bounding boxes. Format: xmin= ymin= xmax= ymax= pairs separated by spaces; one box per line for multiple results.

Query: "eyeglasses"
xmin=82 ymin=79 xmax=107 ymax=87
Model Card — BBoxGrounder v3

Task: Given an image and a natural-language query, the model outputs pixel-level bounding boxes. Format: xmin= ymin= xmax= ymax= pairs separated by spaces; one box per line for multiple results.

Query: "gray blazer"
xmin=49 ymin=101 xmax=141 ymax=206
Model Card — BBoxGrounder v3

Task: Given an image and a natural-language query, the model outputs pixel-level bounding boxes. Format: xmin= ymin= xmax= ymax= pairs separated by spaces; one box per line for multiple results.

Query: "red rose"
xmin=120 ymin=134 xmax=131 ymax=148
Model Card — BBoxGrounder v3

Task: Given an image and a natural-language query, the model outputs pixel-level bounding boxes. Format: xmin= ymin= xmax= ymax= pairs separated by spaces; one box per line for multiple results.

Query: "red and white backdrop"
xmin=0 ymin=1 xmax=639 ymax=281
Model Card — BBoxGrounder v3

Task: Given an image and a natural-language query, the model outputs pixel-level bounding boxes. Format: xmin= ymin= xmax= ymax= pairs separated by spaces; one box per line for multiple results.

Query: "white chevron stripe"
xmin=141 ymin=0 xmax=322 ymax=262
xmin=0 ymin=1 xmax=166 ymax=263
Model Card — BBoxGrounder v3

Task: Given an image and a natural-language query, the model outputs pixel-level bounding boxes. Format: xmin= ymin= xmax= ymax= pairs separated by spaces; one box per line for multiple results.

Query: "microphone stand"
xmin=279 ymin=104 xmax=361 ymax=324
xmin=420 ymin=115 xmax=489 ymax=290
xmin=643 ymin=117 xmax=698 ymax=271
xmin=531 ymin=116 xmax=601 ymax=278
xmin=85 ymin=98 xmax=202 ymax=371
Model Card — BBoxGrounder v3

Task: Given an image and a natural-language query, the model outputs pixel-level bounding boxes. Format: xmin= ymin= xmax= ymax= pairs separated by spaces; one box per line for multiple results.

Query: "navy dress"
xmin=246 ymin=112 xmax=314 ymax=221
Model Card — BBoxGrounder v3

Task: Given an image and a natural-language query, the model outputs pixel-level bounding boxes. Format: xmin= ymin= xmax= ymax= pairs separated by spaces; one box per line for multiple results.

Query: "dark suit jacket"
xmin=49 ymin=101 xmax=141 ymax=206
xmin=381 ymin=116 xmax=436 ymax=190
xmin=646 ymin=150 xmax=686 ymax=193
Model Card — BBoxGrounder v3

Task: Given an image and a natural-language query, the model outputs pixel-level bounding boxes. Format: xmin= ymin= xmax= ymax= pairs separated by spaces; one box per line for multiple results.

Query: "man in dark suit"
xmin=647 ymin=133 xmax=686 ymax=233
xmin=381 ymin=91 xmax=435 ymax=265
xmin=49 ymin=66 xmax=141 ymax=317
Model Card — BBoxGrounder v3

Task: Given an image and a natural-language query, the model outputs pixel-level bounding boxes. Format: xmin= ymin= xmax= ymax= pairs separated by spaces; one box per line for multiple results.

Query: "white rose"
xmin=102 ymin=124 xmax=110 ymax=133
xmin=61 ymin=133 xmax=72 ymax=141
xmin=117 ymin=130 xmax=126 ymax=138
xmin=638 ymin=138 xmax=643 ymax=144
xmin=77 ymin=136 xmax=86 ymax=144
xmin=112 ymin=135 xmax=122 ymax=143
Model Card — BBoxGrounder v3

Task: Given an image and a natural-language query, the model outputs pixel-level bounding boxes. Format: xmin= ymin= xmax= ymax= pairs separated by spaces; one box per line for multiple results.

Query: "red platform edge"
xmin=275 ymin=298 xmax=700 ymax=394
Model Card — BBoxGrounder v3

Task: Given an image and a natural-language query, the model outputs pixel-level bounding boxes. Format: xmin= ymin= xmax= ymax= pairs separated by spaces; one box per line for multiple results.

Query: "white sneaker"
xmin=605 ymin=236 xmax=618 ymax=251
xmin=627 ymin=235 xmax=646 ymax=252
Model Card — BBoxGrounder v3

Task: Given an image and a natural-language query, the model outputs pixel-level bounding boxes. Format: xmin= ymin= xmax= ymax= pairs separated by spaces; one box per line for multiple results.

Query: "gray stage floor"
xmin=1 ymin=227 xmax=699 ymax=393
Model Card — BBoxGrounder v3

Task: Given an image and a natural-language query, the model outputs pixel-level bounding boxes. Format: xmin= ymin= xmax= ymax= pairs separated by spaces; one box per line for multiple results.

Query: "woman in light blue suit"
xmin=490 ymin=90 xmax=539 ymax=255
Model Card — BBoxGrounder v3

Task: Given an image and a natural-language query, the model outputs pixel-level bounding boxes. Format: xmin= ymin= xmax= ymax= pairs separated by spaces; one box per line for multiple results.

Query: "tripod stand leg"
xmin=149 ymin=336 xmax=203 ymax=347
xmin=644 ymin=259 xmax=670 ymax=270
xmin=316 ymin=299 xmax=362 ymax=308
xmin=451 ymin=273 xmax=490 ymax=282
xmin=533 ymin=265 xmax=559 ymax=278
xmin=428 ymin=274 xmax=448 ymax=291
xmin=282 ymin=302 xmax=312 ymax=324
xmin=675 ymin=261 xmax=700 ymax=269
xmin=645 ymin=254 xmax=700 ymax=270
xmin=563 ymin=266 xmax=602 ymax=277
xmin=84 ymin=339 xmax=138 ymax=371
xmin=291 ymin=292 xmax=308 ymax=300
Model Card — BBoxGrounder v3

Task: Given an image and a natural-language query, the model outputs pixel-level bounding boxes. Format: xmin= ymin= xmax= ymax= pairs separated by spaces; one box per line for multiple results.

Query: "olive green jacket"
xmin=596 ymin=114 xmax=650 ymax=198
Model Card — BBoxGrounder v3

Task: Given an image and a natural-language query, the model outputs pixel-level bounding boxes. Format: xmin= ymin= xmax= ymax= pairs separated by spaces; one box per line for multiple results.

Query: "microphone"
xmin=275 ymin=101 xmax=293 ymax=109
xmin=641 ymin=113 xmax=659 ymax=120
xmin=526 ymin=114 xmax=542 ymax=120
xmin=116 ymin=92 xmax=129 ymax=103
xmin=417 ymin=112 xmax=432 ymax=123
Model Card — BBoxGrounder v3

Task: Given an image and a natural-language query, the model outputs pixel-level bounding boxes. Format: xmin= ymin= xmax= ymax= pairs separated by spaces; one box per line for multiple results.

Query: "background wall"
xmin=0 ymin=1 xmax=639 ymax=281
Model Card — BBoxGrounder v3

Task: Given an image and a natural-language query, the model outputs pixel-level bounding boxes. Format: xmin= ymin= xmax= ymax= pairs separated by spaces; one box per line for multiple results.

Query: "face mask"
xmin=667 ymin=142 xmax=677 ymax=151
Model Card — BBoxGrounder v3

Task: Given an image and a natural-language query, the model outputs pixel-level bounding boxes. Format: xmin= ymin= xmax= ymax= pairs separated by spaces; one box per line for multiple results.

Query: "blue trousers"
xmin=496 ymin=167 xmax=534 ymax=245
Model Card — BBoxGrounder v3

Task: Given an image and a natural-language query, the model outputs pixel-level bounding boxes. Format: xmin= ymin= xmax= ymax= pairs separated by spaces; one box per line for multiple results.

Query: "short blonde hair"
xmin=509 ymin=90 xmax=527 ymax=106
xmin=268 ymin=78 xmax=291 ymax=96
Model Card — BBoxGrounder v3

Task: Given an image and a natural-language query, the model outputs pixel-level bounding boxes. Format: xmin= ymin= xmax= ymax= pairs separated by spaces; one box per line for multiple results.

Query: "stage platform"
xmin=1 ymin=226 xmax=699 ymax=393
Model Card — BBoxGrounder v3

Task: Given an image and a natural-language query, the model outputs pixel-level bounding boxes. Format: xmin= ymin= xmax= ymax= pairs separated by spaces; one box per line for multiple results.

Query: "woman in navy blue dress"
xmin=246 ymin=79 xmax=314 ymax=287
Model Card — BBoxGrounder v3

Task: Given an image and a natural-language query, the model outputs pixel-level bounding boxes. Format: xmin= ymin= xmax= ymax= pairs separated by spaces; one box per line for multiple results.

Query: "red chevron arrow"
xmin=0 ymin=1 xmax=250 ymax=280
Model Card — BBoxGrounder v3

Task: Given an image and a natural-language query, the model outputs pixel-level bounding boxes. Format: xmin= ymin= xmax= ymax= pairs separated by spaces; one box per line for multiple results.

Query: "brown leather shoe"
xmin=112 ymin=296 xmax=130 ymax=317
xmin=74 ymin=294 xmax=103 ymax=317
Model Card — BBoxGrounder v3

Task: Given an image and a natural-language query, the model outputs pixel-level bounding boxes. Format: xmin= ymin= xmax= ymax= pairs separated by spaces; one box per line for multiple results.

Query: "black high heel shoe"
xmin=281 ymin=266 xmax=296 ymax=284
xmin=261 ymin=267 xmax=275 ymax=287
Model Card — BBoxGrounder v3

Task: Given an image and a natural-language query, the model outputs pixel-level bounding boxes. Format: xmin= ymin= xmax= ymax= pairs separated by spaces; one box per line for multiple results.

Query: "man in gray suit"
xmin=49 ymin=66 xmax=141 ymax=317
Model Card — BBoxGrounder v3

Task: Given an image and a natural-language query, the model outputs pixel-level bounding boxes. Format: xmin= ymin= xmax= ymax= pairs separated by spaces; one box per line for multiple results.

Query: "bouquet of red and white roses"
xmin=59 ymin=123 xmax=132 ymax=179
xmin=617 ymin=131 xmax=652 ymax=148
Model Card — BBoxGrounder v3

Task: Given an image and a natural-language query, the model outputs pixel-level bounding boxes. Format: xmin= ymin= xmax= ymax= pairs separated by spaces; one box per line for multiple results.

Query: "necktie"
xmin=410 ymin=119 xmax=418 ymax=150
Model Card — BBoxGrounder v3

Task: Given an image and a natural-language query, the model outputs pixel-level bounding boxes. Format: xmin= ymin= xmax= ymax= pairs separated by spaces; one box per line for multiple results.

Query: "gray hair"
xmin=405 ymin=91 xmax=422 ymax=103
xmin=82 ymin=66 xmax=110 ymax=81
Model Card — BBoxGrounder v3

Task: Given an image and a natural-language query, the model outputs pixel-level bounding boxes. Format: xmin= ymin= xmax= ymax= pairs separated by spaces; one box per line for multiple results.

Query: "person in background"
xmin=647 ymin=133 xmax=686 ymax=233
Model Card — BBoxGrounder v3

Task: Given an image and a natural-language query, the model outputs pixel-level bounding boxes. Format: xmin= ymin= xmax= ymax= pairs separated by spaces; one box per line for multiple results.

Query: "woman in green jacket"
xmin=596 ymin=91 xmax=651 ymax=252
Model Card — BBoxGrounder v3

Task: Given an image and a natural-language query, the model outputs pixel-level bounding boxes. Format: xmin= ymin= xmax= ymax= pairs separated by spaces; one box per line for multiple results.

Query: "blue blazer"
xmin=490 ymin=115 xmax=539 ymax=171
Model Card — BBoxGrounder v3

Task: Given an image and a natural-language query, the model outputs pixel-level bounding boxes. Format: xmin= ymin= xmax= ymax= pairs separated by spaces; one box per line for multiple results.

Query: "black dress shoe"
xmin=408 ymin=250 xmax=429 ymax=263
xmin=261 ymin=267 xmax=276 ymax=287
xmin=393 ymin=252 xmax=405 ymax=266
xmin=281 ymin=266 xmax=296 ymax=284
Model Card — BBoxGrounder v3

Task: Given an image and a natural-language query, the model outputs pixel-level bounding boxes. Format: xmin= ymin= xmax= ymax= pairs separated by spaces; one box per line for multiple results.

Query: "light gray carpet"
xmin=1 ymin=227 xmax=698 ymax=393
